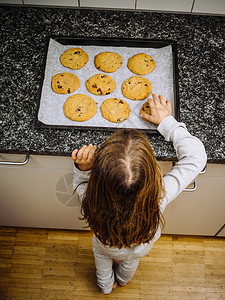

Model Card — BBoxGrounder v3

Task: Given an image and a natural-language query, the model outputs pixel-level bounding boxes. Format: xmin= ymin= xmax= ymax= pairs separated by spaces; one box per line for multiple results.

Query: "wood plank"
xmin=0 ymin=227 xmax=16 ymax=299
xmin=0 ymin=228 xmax=225 ymax=299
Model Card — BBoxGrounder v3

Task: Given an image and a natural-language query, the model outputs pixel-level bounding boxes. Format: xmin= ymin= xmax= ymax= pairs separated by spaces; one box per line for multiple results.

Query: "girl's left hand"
xmin=141 ymin=93 xmax=172 ymax=125
xmin=71 ymin=144 xmax=97 ymax=171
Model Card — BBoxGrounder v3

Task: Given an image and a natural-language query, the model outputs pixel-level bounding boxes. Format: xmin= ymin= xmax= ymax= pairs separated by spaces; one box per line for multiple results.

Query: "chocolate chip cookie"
xmin=95 ymin=51 xmax=122 ymax=73
xmin=140 ymin=101 xmax=151 ymax=121
xmin=52 ymin=73 xmax=80 ymax=94
xmin=100 ymin=98 xmax=130 ymax=123
xmin=86 ymin=74 xmax=116 ymax=95
xmin=128 ymin=53 xmax=155 ymax=75
xmin=60 ymin=48 xmax=89 ymax=70
xmin=121 ymin=76 xmax=152 ymax=100
xmin=64 ymin=94 xmax=97 ymax=122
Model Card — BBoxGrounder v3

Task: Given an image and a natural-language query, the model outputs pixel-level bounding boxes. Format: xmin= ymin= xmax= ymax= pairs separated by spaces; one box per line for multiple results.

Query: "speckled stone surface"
xmin=0 ymin=6 xmax=224 ymax=163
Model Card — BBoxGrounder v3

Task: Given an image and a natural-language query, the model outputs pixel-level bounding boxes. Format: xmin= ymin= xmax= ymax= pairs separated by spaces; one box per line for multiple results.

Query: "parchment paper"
xmin=38 ymin=38 xmax=175 ymax=130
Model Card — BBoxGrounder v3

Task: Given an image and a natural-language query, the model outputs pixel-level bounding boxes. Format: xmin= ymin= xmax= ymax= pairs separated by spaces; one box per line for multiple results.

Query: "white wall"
xmin=0 ymin=0 xmax=225 ymax=15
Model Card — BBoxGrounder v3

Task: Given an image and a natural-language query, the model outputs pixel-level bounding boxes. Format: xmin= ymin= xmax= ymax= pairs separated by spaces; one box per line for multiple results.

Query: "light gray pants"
xmin=92 ymin=234 xmax=158 ymax=294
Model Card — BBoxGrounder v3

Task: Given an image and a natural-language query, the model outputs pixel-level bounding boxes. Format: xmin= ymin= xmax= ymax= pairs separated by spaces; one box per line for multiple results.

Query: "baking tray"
xmin=35 ymin=36 xmax=179 ymax=132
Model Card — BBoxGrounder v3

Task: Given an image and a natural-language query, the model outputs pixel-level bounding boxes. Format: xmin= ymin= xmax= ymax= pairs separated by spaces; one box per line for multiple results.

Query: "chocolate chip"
xmin=119 ymin=100 xmax=123 ymax=104
xmin=57 ymin=85 xmax=62 ymax=88
xmin=117 ymin=118 xmax=121 ymax=122
xmin=97 ymin=88 xmax=102 ymax=95
xmin=67 ymin=88 xmax=70 ymax=93
xmin=92 ymin=84 xmax=97 ymax=88
xmin=101 ymin=75 xmax=105 ymax=78
xmin=74 ymin=51 xmax=81 ymax=55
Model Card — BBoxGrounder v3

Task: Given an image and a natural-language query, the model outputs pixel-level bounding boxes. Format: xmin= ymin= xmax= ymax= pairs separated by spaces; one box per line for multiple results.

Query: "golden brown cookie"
xmin=121 ymin=76 xmax=152 ymax=100
xmin=95 ymin=52 xmax=122 ymax=73
xmin=100 ymin=98 xmax=130 ymax=123
xmin=140 ymin=101 xmax=151 ymax=121
xmin=64 ymin=94 xmax=97 ymax=122
xmin=86 ymin=74 xmax=116 ymax=96
xmin=60 ymin=48 xmax=88 ymax=70
xmin=128 ymin=53 xmax=155 ymax=75
xmin=51 ymin=73 xmax=80 ymax=94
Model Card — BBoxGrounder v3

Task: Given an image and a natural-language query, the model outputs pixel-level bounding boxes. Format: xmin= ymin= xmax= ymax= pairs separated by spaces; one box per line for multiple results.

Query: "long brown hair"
xmin=81 ymin=129 xmax=165 ymax=248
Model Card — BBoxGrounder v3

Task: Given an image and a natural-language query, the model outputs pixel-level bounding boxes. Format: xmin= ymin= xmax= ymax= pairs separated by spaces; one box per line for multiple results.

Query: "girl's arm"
xmin=158 ymin=116 xmax=207 ymax=210
xmin=72 ymin=144 xmax=96 ymax=195
xmin=142 ymin=94 xmax=207 ymax=211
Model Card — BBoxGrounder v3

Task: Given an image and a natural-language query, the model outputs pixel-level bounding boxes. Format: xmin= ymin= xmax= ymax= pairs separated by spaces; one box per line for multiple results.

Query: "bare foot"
xmin=113 ymin=281 xmax=118 ymax=289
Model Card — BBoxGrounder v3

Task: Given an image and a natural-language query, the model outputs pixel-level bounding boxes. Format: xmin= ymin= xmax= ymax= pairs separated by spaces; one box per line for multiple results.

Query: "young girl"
xmin=72 ymin=94 xmax=207 ymax=295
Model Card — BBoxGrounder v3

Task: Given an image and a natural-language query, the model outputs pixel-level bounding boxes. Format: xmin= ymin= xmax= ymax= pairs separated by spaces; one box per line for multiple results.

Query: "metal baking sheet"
xmin=35 ymin=36 xmax=179 ymax=132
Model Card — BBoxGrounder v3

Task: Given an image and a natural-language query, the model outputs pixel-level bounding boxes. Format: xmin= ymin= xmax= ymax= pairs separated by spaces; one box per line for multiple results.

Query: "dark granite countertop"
xmin=0 ymin=6 xmax=224 ymax=163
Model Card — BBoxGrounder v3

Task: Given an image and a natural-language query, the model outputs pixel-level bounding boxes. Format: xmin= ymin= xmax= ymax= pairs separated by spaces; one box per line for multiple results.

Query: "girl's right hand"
xmin=141 ymin=93 xmax=172 ymax=125
xmin=71 ymin=144 xmax=97 ymax=171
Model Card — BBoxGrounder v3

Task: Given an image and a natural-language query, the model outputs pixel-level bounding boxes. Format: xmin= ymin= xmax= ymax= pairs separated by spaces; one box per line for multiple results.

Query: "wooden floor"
xmin=0 ymin=227 xmax=225 ymax=300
